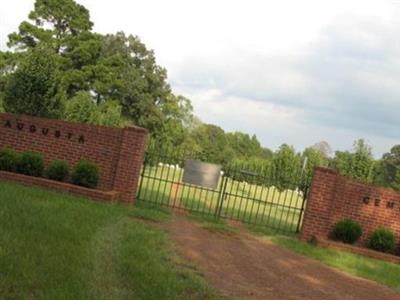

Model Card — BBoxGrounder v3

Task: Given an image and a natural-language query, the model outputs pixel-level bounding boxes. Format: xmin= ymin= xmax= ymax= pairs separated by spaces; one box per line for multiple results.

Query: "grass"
xmin=247 ymin=224 xmax=400 ymax=291
xmin=0 ymin=181 xmax=217 ymax=300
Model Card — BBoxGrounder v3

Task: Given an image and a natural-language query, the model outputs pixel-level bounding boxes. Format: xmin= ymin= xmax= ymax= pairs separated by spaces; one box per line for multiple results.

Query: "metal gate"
xmin=137 ymin=144 xmax=309 ymax=234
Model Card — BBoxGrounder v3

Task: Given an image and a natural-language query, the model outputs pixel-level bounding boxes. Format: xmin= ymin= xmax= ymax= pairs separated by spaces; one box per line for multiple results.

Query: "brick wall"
xmin=301 ymin=167 xmax=400 ymax=246
xmin=0 ymin=113 xmax=148 ymax=203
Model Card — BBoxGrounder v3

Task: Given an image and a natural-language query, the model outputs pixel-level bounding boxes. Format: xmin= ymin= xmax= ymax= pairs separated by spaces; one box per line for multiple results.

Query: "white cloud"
xmin=1 ymin=0 xmax=400 ymax=156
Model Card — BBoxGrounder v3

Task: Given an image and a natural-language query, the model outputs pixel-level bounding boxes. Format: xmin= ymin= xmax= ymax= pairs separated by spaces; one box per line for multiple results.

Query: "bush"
xmin=46 ymin=160 xmax=69 ymax=181
xmin=72 ymin=160 xmax=99 ymax=188
xmin=17 ymin=151 xmax=44 ymax=177
xmin=332 ymin=219 xmax=362 ymax=244
xmin=0 ymin=147 xmax=18 ymax=172
xmin=368 ymin=227 xmax=396 ymax=253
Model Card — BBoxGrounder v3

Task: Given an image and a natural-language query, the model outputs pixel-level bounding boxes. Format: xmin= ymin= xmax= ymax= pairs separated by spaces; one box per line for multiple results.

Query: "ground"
xmin=1 ymin=182 xmax=400 ymax=299
xmin=166 ymin=213 xmax=400 ymax=300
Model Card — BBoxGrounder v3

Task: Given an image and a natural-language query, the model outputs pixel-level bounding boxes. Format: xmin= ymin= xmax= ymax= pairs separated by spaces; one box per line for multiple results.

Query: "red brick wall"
xmin=301 ymin=167 xmax=400 ymax=246
xmin=0 ymin=113 xmax=148 ymax=203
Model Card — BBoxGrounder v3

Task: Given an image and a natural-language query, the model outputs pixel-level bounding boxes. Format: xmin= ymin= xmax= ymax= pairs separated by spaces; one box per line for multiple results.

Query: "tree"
xmin=301 ymin=147 xmax=326 ymax=190
xmin=64 ymin=91 xmax=122 ymax=127
xmin=226 ymin=132 xmax=265 ymax=159
xmin=8 ymin=0 xmax=93 ymax=52
xmin=260 ymin=147 xmax=274 ymax=160
xmin=3 ymin=47 xmax=64 ymax=118
xmin=190 ymin=124 xmax=234 ymax=165
xmin=371 ymin=159 xmax=388 ymax=187
xmin=312 ymin=141 xmax=333 ymax=159
xmin=151 ymin=95 xmax=194 ymax=148
xmin=331 ymin=139 xmax=374 ymax=182
xmin=92 ymin=32 xmax=172 ymax=130
xmin=3 ymin=1 xmax=182 ymax=135
xmin=96 ymin=101 xmax=123 ymax=127
xmin=272 ymin=144 xmax=301 ymax=190
xmin=331 ymin=150 xmax=353 ymax=177
xmin=351 ymin=139 xmax=374 ymax=181
xmin=372 ymin=145 xmax=400 ymax=190
xmin=64 ymin=91 xmax=96 ymax=123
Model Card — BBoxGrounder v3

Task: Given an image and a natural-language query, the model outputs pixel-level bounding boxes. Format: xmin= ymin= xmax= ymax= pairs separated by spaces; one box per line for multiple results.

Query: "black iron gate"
xmin=137 ymin=144 xmax=309 ymax=233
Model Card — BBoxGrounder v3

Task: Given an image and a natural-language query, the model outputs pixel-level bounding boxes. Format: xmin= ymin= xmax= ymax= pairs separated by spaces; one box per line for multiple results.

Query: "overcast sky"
xmin=1 ymin=0 xmax=400 ymax=156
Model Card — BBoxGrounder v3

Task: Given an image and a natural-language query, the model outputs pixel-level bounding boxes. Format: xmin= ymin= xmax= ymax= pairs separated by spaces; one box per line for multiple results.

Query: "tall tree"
xmin=312 ymin=141 xmax=333 ymax=159
xmin=351 ymin=139 xmax=374 ymax=181
xmin=152 ymin=95 xmax=194 ymax=148
xmin=8 ymin=0 xmax=93 ymax=52
xmin=272 ymin=144 xmax=301 ymax=190
xmin=190 ymin=124 xmax=234 ymax=164
xmin=63 ymin=91 xmax=122 ymax=126
xmin=2 ymin=0 xmax=180 ymax=138
xmin=331 ymin=150 xmax=353 ymax=176
xmin=332 ymin=139 xmax=374 ymax=182
xmin=93 ymin=32 xmax=172 ymax=132
xmin=372 ymin=145 xmax=400 ymax=190
xmin=301 ymin=147 xmax=326 ymax=190
xmin=3 ymin=47 xmax=64 ymax=118
xmin=226 ymin=132 xmax=267 ymax=159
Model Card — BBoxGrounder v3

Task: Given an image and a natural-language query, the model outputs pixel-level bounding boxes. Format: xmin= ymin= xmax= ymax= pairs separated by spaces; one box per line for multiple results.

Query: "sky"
xmin=1 ymin=0 xmax=400 ymax=157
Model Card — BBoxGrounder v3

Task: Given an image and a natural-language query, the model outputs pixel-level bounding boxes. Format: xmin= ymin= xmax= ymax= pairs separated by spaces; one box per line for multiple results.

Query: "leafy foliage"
xmin=72 ymin=160 xmax=99 ymax=188
xmin=372 ymin=145 xmax=400 ymax=191
xmin=332 ymin=219 xmax=362 ymax=244
xmin=17 ymin=151 xmax=45 ymax=177
xmin=368 ymin=227 xmax=396 ymax=253
xmin=0 ymin=148 xmax=18 ymax=172
xmin=46 ymin=160 xmax=69 ymax=181
xmin=96 ymin=32 xmax=172 ymax=132
xmin=272 ymin=144 xmax=301 ymax=190
xmin=7 ymin=0 xmax=93 ymax=52
xmin=226 ymin=132 xmax=269 ymax=159
xmin=63 ymin=91 xmax=123 ymax=126
xmin=301 ymin=147 xmax=327 ymax=190
xmin=331 ymin=139 xmax=374 ymax=182
xmin=3 ymin=47 xmax=64 ymax=118
xmin=190 ymin=123 xmax=234 ymax=164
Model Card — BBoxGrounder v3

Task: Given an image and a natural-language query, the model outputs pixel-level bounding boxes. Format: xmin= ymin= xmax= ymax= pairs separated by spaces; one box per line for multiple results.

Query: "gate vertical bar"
xmin=215 ymin=174 xmax=229 ymax=219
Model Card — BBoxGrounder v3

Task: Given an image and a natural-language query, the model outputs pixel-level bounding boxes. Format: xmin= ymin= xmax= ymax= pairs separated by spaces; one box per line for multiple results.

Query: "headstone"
xmin=182 ymin=160 xmax=221 ymax=189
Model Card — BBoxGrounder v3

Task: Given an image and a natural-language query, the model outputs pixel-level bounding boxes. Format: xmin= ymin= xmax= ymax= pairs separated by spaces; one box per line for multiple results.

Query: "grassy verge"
xmin=247 ymin=225 xmax=400 ymax=291
xmin=0 ymin=182 xmax=217 ymax=299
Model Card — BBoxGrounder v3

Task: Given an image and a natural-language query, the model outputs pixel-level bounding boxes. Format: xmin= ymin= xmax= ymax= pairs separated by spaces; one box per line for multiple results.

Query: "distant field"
xmin=138 ymin=166 xmax=306 ymax=233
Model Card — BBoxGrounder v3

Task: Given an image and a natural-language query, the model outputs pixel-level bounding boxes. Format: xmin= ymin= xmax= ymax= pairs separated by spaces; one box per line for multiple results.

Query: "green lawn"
xmin=247 ymin=224 xmax=400 ymax=291
xmin=0 ymin=182 xmax=216 ymax=300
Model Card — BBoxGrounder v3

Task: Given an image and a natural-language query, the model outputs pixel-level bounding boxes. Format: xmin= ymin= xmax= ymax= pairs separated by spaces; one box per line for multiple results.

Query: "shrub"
xmin=72 ymin=160 xmax=99 ymax=188
xmin=332 ymin=219 xmax=362 ymax=244
xmin=17 ymin=151 xmax=44 ymax=177
xmin=46 ymin=160 xmax=69 ymax=181
xmin=0 ymin=147 xmax=18 ymax=172
xmin=368 ymin=227 xmax=396 ymax=253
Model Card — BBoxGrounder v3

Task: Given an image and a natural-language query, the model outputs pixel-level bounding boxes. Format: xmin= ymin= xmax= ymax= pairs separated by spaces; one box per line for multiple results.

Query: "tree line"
xmin=0 ymin=0 xmax=399 ymax=192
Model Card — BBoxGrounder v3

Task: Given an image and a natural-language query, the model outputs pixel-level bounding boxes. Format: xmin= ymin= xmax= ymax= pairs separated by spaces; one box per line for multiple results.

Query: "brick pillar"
xmin=113 ymin=127 xmax=148 ymax=203
xmin=301 ymin=167 xmax=338 ymax=241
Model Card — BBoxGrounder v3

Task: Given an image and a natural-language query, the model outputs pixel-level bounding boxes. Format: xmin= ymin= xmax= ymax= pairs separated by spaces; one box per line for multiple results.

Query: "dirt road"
xmin=165 ymin=214 xmax=399 ymax=300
